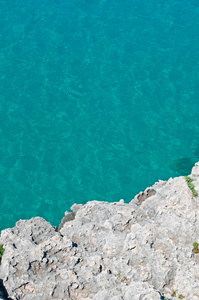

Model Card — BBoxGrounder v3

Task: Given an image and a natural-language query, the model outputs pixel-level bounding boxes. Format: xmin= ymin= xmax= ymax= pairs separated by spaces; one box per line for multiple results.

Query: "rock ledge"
xmin=1 ymin=163 xmax=199 ymax=299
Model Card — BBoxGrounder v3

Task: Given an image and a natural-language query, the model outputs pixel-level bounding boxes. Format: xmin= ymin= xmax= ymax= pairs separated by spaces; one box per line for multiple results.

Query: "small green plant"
xmin=0 ymin=244 xmax=5 ymax=264
xmin=116 ymin=273 xmax=128 ymax=283
xmin=163 ymin=289 xmax=185 ymax=299
xmin=193 ymin=242 xmax=199 ymax=254
xmin=185 ymin=176 xmax=198 ymax=197
xmin=171 ymin=290 xmax=177 ymax=297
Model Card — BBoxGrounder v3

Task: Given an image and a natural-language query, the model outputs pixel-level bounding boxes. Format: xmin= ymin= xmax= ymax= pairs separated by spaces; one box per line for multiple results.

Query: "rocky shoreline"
xmin=1 ymin=163 xmax=199 ymax=299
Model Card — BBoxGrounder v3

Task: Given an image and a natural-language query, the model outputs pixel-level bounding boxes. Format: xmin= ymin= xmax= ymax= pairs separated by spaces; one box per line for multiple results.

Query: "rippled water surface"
xmin=0 ymin=0 xmax=199 ymax=230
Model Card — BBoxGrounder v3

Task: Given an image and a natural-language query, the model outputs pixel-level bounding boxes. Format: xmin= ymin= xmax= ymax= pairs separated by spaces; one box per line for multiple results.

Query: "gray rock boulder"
xmin=1 ymin=162 xmax=199 ymax=299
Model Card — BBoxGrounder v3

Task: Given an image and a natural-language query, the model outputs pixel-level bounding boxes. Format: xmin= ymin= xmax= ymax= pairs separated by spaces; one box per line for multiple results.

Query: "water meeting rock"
xmin=1 ymin=163 xmax=199 ymax=299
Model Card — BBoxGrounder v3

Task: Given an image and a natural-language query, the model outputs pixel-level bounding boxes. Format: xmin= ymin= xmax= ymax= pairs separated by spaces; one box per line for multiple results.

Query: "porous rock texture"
xmin=1 ymin=163 xmax=199 ymax=299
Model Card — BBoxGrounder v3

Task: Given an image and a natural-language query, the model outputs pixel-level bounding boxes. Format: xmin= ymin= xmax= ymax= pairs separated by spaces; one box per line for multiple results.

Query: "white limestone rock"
xmin=1 ymin=162 xmax=199 ymax=299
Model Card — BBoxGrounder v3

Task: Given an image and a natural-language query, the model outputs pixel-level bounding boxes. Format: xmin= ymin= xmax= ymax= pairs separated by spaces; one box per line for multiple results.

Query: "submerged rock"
xmin=1 ymin=163 xmax=199 ymax=299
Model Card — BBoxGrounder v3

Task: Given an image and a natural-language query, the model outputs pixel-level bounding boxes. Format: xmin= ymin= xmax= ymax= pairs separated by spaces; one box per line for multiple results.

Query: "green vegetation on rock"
xmin=185 ymin=176 xmax=198 ymax=197
xmin=193 ymin=242 xmax=199 ymax=254
xmin=0 ymin=244 xmax=5 ymax=264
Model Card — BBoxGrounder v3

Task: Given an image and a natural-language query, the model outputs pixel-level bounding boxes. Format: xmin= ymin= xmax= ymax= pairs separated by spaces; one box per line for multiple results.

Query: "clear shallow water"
xmin=0 ymin=0 xmax=199 ymax=231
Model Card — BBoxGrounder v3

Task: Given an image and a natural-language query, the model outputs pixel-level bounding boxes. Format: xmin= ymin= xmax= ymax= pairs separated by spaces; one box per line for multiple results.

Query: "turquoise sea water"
xmin=0 ymin=0 xmax=199 ymax=231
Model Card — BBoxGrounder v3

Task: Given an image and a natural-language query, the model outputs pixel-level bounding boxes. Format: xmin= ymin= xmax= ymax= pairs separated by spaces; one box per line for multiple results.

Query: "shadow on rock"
xmin=0 ymin=279 xmax=13 ymax=300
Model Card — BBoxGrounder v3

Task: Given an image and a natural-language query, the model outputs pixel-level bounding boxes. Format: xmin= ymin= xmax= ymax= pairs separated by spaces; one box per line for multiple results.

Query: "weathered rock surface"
xmin=1 ymin=163 xmax=199 ymax=299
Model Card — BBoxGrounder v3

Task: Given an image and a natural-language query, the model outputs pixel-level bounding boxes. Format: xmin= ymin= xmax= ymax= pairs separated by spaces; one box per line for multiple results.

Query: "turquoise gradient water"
xmin=0 ymin=0 xmax=199 ymax=231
